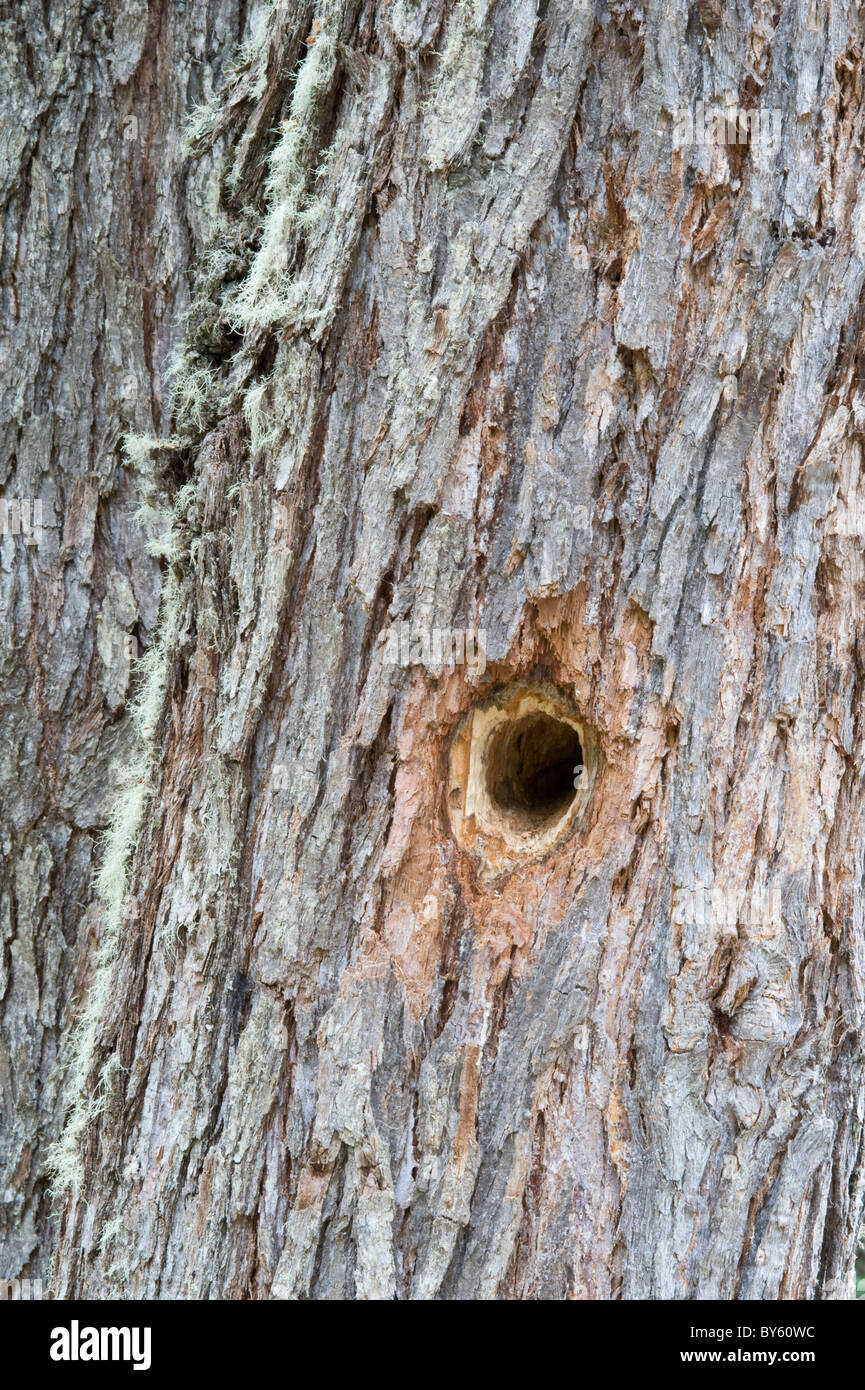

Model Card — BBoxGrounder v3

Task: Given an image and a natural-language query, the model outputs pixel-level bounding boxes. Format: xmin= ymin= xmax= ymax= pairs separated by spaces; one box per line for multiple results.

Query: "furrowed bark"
xmin=46 ymin=0 xmax=865 ymax=1299
xmin=0 ymin=0 xmax=245 ymax=1283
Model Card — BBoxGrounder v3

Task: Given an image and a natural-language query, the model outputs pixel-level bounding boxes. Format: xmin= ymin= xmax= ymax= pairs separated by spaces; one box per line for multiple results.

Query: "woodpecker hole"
xmin=485 ymin=713 xmax=583 ymax=831
xmin=447 ymin=684 xmax=595 ymax=880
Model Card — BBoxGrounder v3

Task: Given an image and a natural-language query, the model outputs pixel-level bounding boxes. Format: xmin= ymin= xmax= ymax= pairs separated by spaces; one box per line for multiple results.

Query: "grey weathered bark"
xmin=0 ymin=0 xmax=246 ymax=1283
xmin=37 ymin=0 xmax=865 ymax=1298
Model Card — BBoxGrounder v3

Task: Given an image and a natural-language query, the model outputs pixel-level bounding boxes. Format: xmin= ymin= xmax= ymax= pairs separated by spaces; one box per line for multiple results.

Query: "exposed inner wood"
xmin=21 ymin=0 xmax=865 ymax=1303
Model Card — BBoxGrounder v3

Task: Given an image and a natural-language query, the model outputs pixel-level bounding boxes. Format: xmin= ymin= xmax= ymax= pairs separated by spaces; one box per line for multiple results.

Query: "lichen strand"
xmin=51 ymin=0 xmax=865 ymax=1304
xmin=0 ymin=0 xmax=248 ymax=1284
xmin=229 ymin=21 xmax=340 ymax=331
xmin=49 ymin=500 xmax=187 ymax=1195
xmin=51 ymin=4 xmax=347 ymax=1190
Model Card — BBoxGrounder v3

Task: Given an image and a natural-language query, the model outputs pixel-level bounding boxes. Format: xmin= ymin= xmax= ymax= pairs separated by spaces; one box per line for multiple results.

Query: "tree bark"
xmin=43 ymin=0 xmax=865 ymax=1298
xmin=0 ymin=0 xmax=244 ymax=1283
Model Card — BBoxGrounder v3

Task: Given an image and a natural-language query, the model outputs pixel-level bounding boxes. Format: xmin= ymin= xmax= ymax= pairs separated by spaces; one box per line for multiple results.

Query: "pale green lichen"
xmin=166 ymin=349 xmax=218 ymax=435
xmin=122 ymin=431 xmax=180 ymax=471
xmin=182 ymin=2 xmax=277 ymax=157
xmin=123 ymin=434 xmax=185 ymax=559
xmin=49 ymin=491 xmax=190 ymax=1196
xmin=181 ymin=96 xmax=221 ymax=158
xmin=243 ymin=374 xmax=281 ymax=456
xmin=133 ymin=502 xmax=175 ymax=560
xmin=50 ymin=6 xmax=340 ymax=1199
xmin=229 ymin=23 xmax=339 ymax=330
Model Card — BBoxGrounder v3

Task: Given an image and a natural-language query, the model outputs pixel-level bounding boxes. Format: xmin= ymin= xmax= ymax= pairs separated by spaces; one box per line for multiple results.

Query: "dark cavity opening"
xmin=485 ymin=713 xmax=583 ymax=830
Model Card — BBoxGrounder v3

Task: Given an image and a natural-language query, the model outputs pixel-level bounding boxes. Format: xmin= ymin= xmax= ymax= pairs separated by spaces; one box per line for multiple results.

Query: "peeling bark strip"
xmin=35 ymin=0 xmax=865 ymax=1299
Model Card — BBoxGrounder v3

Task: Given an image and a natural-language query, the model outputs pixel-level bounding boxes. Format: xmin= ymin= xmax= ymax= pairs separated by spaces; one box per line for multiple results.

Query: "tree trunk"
xmin=47 ymin=0 xmax=865 ymax=1299
xmin=0 ymin=0 xmax=244 ymax=1283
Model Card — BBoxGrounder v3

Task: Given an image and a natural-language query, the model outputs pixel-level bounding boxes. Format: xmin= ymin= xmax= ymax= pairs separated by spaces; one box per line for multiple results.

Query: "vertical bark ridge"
xmin=0 ymin=0 xmax=245 ymax=1281
xmin=51 ymin=0 xmax=865 ymax=1300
